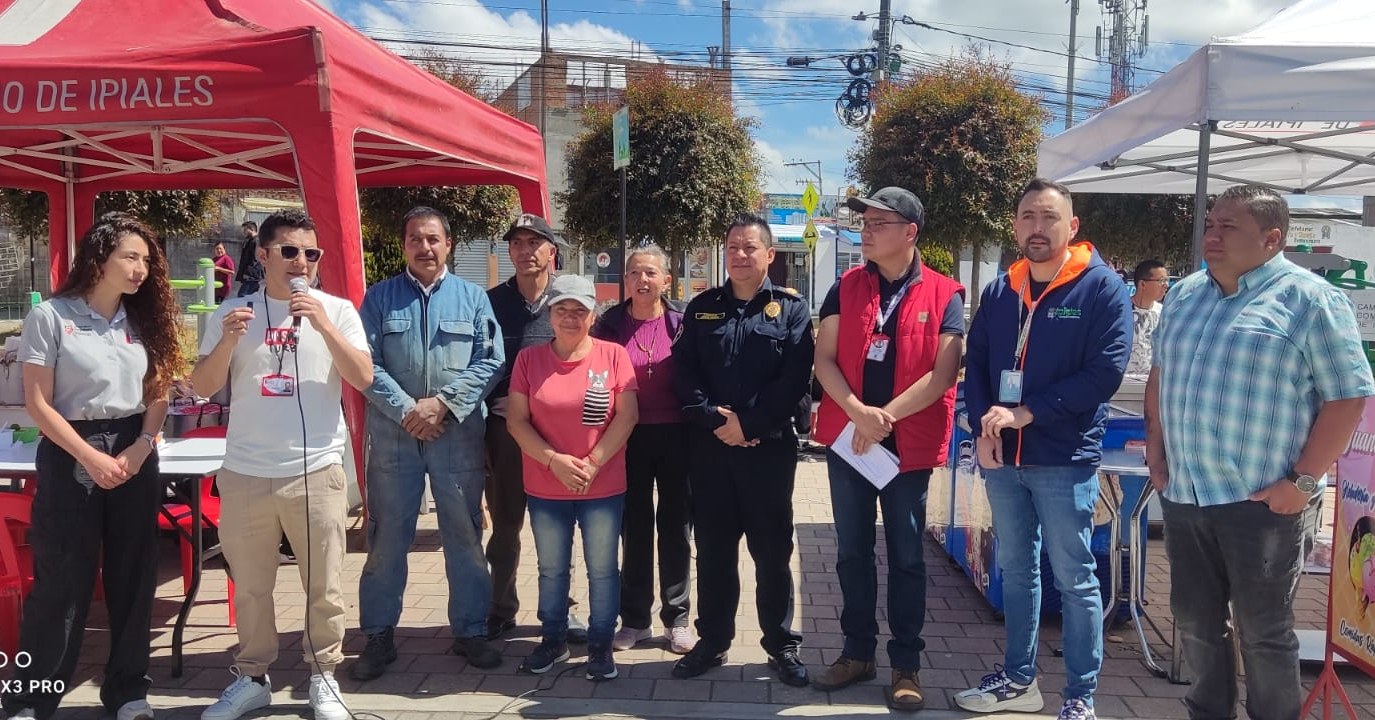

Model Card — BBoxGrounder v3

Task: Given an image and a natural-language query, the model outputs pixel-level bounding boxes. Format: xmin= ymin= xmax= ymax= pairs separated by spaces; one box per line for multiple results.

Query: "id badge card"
xmin=998 ymin=369 xmax=1024 ymax=403
xmin=867 ymin=335 xmax=890 ymax=362
xmin=261 ymin=373 xmax=296 ymax=397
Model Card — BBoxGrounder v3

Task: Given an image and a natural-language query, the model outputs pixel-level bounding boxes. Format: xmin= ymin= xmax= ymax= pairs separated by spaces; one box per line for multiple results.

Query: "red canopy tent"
xmin=0 ymin=0 xmax=548 ymax=477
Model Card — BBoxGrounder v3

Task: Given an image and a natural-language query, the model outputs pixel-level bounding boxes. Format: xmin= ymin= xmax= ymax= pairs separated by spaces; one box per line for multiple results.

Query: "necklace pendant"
xmin=647 ymin=365 xmax=653 ymax=378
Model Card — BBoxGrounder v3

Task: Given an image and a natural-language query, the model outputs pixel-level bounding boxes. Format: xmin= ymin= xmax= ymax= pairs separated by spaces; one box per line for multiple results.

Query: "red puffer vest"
xmin=814 ymin=263 xmax=964 ymax=471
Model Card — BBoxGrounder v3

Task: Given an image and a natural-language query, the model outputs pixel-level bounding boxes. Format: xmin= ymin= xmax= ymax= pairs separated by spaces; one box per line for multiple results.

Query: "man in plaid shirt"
xmin=1146 ymin=184 xmax=1375 ymax=720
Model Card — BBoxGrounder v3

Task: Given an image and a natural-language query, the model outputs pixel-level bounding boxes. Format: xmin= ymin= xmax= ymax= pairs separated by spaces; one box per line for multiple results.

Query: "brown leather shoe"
xmin=811 ymin=656 xmax=876 ymax=691
xmin=887 ymin=669 xmax=925 ymax=711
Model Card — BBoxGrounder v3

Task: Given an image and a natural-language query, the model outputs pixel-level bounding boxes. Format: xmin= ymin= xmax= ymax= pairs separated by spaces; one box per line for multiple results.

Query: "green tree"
xmin=0 ymin=188 xmax=216 ymax=242
xmin=1073 ymin=193 xmax=1194 ymax=270
xmin=559 ymin=67 xmax=762 ymax=294
xmin=359 ymin=51 xmax=517 ymax=282
xmin=849 ymin=49 xmax=1046 ymax=308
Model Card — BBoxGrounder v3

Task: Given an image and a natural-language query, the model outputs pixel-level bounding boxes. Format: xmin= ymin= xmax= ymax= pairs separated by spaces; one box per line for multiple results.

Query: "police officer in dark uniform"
xmin=670 ymin=213 xmax=815 ymax=686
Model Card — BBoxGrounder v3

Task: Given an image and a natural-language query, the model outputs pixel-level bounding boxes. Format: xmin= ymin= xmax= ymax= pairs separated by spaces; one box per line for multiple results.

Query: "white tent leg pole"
xmin=65 ymin=180 xmax=75 ymax=272
xmin=1190 ymin=121 xmax=1214 ymax=273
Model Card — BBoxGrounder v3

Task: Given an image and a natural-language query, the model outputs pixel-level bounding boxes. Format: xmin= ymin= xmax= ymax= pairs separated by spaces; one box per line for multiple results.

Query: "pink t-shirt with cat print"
xmin=510 ymin=338 xmax=638 ymax=500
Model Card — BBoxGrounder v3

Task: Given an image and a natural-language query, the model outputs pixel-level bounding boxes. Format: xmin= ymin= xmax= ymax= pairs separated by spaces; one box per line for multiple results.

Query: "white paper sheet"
xmin=832 ymin=422 xmax=901 ymax=490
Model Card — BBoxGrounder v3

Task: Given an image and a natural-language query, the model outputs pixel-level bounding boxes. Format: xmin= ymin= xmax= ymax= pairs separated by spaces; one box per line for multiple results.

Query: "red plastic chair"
xmin=0 ymin=493 xmax=33 ymax=656
xmin=160 ymin=425 xmax=234 ymax=625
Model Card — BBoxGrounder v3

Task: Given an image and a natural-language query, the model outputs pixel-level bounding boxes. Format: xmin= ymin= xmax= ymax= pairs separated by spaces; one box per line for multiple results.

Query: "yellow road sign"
xmin=803 ymin=218 xmax=820 ymax=251
xmin=800 ymin=182 xmax=819 ymax=216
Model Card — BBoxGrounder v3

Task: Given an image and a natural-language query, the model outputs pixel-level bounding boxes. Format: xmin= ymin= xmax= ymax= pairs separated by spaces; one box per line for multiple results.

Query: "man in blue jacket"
xmin=957 ymin=179 xmax=1131 ymax=720
xmin=352 ymin=206 xmax=506 ymax=680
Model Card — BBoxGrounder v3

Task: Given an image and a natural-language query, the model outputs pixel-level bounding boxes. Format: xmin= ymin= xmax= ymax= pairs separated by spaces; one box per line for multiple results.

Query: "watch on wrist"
xmin=1287 ymin=471 xmax=1319 ymax=495
xmin=139 ymin=432 xmax=158 ymax=451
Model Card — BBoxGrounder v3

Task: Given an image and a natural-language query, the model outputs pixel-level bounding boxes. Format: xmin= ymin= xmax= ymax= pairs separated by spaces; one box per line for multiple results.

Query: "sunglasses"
xmin=274 ymin=245 xmax=324 ymax=263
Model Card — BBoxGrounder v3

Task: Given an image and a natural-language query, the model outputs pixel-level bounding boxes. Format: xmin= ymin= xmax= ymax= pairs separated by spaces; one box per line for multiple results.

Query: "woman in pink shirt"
xmin=507 ymin=274 xmax=638 ymax=682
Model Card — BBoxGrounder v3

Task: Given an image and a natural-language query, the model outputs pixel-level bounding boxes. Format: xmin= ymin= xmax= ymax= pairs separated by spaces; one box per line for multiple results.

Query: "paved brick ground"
xmin=47 ymin=453 xmax=1375 ymax=719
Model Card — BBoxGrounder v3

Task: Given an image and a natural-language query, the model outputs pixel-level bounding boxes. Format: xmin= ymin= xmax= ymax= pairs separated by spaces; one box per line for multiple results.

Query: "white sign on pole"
xmin=612 ymin=107 xmax=630 ymax=170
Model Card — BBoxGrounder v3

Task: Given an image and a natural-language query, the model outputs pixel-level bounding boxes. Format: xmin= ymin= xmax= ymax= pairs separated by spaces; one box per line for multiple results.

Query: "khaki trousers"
xmin=218 ymin=464 xmax=349 ymax=674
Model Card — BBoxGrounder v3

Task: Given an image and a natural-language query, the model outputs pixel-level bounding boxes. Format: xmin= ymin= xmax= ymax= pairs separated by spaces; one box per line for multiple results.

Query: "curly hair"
xmin=57 ymin=216 xmax=184 ymax=403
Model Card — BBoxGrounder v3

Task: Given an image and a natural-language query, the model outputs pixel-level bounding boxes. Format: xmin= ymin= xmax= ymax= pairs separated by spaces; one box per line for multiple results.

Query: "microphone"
xmin=289 ymin=277 xmax=309 ymax=332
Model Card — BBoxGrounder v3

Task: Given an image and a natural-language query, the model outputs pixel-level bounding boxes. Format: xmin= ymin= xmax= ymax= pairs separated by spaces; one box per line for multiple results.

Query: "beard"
xmin=1020 ymin=237 xmax=1058 ymax=263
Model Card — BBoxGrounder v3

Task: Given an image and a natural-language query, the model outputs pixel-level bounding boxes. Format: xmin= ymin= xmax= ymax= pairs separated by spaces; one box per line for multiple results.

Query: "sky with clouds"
xmin=320 ymin=0 xmax=1353 ymax=208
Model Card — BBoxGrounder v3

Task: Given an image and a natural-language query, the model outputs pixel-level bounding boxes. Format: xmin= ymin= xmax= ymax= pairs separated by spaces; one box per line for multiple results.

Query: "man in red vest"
xmin=811 ymin=187 xmax=965 ymax=711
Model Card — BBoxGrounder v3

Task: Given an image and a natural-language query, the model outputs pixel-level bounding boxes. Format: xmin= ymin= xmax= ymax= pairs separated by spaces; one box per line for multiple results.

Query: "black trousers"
xmin=484 ymin=414 xmax=527 ymax=623
xmin=620 ymin=423 xmax=691 ymax=630
xmin=2 ymin=416 xmax=161 ymax=719
xmin=688 ymin=429 xmax=802 ymax=655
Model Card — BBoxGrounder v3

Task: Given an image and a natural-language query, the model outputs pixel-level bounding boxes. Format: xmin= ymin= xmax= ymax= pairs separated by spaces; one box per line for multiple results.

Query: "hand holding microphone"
xmin=288 ymin=277 xmax=326 ymax=339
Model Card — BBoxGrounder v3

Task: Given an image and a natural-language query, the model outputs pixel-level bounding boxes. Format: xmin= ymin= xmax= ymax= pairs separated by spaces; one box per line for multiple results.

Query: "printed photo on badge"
xmin=999 ymin=369 xmax=1023 ymax=404
xmin=261 ymin=373 xmax=296 ymax=397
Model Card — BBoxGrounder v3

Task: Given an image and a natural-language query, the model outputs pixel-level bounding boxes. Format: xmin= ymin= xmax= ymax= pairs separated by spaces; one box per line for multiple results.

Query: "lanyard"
xmin=874 ymin=263 xmax=917 ymax=334
xmin=1012 ymin=253 xmax=1069 ymax=366
xmin=261 ymin=290 xmax=296 ymax=375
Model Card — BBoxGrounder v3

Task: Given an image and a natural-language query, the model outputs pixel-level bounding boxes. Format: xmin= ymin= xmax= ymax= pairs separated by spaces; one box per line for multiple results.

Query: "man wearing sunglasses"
xmin=192 ymin=209 xmax=373 ymax=720
xmin=1125 ymin=260 xmax=1168 ymax=381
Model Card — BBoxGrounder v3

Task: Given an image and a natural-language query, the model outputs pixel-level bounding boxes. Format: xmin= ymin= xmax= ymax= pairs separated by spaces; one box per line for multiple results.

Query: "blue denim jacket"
xmin=360 ymin=270 xmax=505 ymax=429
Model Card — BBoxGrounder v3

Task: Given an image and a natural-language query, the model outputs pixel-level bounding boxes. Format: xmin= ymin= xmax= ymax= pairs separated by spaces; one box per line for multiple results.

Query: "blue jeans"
xmin=1161 ymin=497 xmax=1317 ymax=720
xmin=359 ymin=416 xmax=490 ymax=639
xmin=827 ymin=452 xmax=929 ymax=670
xmin=528 ymin=494 xmax=623 ymax=649
xmin=983 ymin=465 xmax=1102 ymax=704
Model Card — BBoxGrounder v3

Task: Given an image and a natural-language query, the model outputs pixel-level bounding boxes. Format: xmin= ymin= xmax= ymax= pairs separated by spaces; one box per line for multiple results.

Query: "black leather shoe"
xmin=453 ymin=636 xmax=503 ymax=669
xmin=768 ymin=649 xmax=809 ymax=687
xmin=486 ymin=617 xmax=516 ymax=641
xmin=349 ymin=627 xmax=396 ymax=681
xmin=671 ymin=646 xmax=727 ymax=679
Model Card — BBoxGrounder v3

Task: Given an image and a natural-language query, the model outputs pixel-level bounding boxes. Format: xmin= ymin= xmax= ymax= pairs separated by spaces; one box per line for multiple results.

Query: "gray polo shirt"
xmin=20 ymin=296 xmax=149 ymax=420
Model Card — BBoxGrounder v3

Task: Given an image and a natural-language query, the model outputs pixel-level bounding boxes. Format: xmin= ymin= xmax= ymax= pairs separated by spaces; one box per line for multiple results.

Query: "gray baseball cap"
xmin=503 ymin=213 xmax=569 ymax=248
xmin=548 ymin=274 xmax=597 ymax=311
xmin=846 ymin=187 xmax=926 ymax=228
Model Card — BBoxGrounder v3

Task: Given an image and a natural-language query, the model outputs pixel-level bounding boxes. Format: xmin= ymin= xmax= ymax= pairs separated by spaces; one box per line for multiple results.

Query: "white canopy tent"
xmin=1037 ymin=0 xmax=1375 ymax=269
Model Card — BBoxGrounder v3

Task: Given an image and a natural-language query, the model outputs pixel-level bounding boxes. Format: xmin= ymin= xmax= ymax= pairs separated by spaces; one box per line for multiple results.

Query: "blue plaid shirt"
xmin=1154 ymin=254 xmax=1374 ymax=507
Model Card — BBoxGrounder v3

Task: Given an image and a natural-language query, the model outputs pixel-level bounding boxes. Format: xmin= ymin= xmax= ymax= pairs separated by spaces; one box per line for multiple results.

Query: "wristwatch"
xmin=1287 ymin=471 xmax=1319 ymax=495
xmin=139 ymin=432 xmax=158 ymax=451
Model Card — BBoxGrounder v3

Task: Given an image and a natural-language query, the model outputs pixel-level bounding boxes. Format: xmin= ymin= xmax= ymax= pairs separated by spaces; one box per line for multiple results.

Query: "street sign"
xmin=800 ymin=181 xmax=819 ymax=216
xmin=802 ymin=219 xmax=820 ymax=251
xmin=596 ymin=252 xmax=612 ymax=269
xmin=612 ymin=106 xmax=630 ymax=170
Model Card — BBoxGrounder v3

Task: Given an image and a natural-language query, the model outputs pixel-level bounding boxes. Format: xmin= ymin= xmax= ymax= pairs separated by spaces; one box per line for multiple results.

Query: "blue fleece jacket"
xmin=964 ymin=243 xmax=1132 ymax=466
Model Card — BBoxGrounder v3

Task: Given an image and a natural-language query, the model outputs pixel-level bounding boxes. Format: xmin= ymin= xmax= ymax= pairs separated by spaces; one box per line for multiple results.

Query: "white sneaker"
xmin=611 ymin=626 xmax=652 ymax=651
xmin=953 ymin=665 xmax=1044 ymax=713
xmin=201 ymin=669 xmax=272 ymax=720
xmin=117 ymin=699 xmax=155 ymax=720
xmin=309 ymin=673 xmax=350 ymax=720
xmin=664 ymin=626 xmax=697 ymax=655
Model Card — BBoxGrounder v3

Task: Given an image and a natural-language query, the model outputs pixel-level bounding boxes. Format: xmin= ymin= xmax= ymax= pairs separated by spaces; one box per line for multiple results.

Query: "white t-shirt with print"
xmin=1126 ymin=300 xmax=1161 ymax=379
xmin=200 ymin=289 xmax=368 ymax=478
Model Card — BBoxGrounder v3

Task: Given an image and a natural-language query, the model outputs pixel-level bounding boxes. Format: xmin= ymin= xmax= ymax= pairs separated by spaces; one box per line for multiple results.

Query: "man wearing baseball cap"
xmin=484 ymin=213 xmax=588 ymax=643
xmin=809 ymin=187 xmax=965 ymax=710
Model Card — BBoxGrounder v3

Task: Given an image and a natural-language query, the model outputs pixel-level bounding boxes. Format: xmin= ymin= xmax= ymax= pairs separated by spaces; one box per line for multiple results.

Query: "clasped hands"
xmin=549 ymin=453 xmax=600 ymax=495
xmin=975 ymin=405 xmax=1034 ymax=469
xmin=401 ymin=397 xmax=448 ymax=441
xmin=80 ymin=441 xmax=152 ymax=489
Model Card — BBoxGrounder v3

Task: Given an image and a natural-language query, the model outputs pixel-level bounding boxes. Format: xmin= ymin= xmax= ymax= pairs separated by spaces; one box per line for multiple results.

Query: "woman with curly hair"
xmin=1 ymin=213 xmax=183 ymax=720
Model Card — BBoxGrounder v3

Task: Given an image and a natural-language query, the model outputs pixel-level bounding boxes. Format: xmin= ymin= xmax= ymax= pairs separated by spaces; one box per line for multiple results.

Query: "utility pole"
xmin=875 ymin=0 xmax=892 ymax=84
xmin=1065 ymin=0 xmax=1079 ymax=129
xmin=722 ymin=0 xmax=732 ymax=97
xmin=537 ymin=0 xmax=549 ymax=139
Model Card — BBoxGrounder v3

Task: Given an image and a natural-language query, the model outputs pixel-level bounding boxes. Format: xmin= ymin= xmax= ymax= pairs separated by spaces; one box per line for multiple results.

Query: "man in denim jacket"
xmin=352 ymin=207 xmax=506 ymax=680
